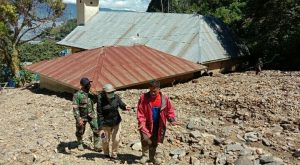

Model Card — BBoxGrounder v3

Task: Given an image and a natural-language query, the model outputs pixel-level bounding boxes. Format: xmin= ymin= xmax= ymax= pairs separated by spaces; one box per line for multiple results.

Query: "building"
xmin=26 ymin=45 xmax=206 ymax=93
xmin=58 ymin=0 xmax=248 ymax=73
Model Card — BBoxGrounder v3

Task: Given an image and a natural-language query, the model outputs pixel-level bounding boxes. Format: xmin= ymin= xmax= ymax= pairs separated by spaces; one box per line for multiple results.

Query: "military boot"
xmin=139 ymin=149 xmax=149 ymax=164
xmin=77 ymin=137 xmax=84 ymax=151
xmin=149 ymin=146 xmax=158 ymax=164
xmin=94 ymin=136 xmax=102 ymax=152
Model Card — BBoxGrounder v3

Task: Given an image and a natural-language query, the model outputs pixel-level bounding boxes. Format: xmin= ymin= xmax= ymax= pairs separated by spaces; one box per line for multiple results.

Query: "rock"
xmin=239 ymin=148 xmax=252 ymax=156
xmin=193 ymin=159 xmax=200 ymax=165
xmin=262 ymin=138 xmax=271 ymax=146
xmin=190 ymin=131 xmax=201 ymax=138
xmin=256 ymin=148 xmax=264 ymax=155
xmin=253 ymin=159 xmax=261 ymax=165
xmin=201 ymin=133 xmax=216 ymax=144
xmin=170 ymin=148 xmax=186 ymax=157
xmin=64 ymin=147 xmax=70 ymax=154
xmin=244 ymin=132 xmax=259 ymax=142
xmin=292 ymin=150 xmax=300 ymax=158
xmin=216 ymin=154 xmax=227 ymax=165
xmin=187 ymin=121 xmax=195 ymax=130
xmin=271 ymin=125 xmax=283 ymax=133
xmin=178 ymin=134 xmax=187 ymax=143
xmin=172 ymin=154 xmax=178 ymax=159
xmin=260 ymin=155 xmax=283 ymax=164
xmin=263 ymin=163 xmax=282 ymax=165
xmin=224 ymin=139 xmax=233 ymax=145
xmin=234 ymin=156 xmax=252 ymax=165
xmin=213 ymin=137 xmax=225 ymax=146
xmin=131 ymin=142 xmax=141 ymax=151
xmin=32 ymin=154 xmax=37 ymax=162
xmin=225 ymin=143 xmax=244 ymax=153
xmin=237 ymin=134 xmax=246 ymax=142
xmin=234 ymin=118 xmax=242 ymax=124
xmin=190 ymin=156 xmax=200 ymax=165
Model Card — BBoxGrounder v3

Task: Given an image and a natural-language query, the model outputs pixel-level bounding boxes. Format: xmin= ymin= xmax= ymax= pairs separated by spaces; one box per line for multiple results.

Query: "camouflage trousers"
xmin=75 ymin=117 xmax=99 ymax=143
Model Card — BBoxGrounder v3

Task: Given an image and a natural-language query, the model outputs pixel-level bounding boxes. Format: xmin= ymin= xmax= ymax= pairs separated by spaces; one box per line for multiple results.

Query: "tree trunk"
xmin=10 ymin=44 xmax=20 ymax=78
xmin=161 ymin=0 xmax=164 ymax=12
xmin=168 ymin=0 xmax=170 ymax=13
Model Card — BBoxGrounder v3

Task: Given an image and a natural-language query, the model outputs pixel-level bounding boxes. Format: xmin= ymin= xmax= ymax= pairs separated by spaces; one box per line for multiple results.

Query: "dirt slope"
xmin=0 ymin=71 xmax=299 ymax=165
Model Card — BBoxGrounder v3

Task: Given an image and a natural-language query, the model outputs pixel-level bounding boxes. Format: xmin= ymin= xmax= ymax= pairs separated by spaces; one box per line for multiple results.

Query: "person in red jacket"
xmin=137 ymin=80 xmax=176 ymax=164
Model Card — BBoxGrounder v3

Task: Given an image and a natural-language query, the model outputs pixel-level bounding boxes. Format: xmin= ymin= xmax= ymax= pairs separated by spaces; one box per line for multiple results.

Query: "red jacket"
xmin=137 ymin=92 xmax=176 ymax=143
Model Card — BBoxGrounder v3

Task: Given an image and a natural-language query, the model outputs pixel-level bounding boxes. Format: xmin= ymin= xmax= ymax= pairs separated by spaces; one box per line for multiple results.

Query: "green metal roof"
xmin=58 ymin=12 xmax=248 ymax=63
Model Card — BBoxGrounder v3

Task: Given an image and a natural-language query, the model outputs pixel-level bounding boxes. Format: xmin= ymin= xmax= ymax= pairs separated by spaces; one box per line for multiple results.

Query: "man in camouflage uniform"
xmin=73 ymin=77 xmax=101 ymax=151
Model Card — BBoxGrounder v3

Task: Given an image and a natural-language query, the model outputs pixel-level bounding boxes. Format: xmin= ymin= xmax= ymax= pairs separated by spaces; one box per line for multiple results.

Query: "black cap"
xmin=149 ymin=79 xmax=160 ymax=88
xmin=80 ymin=77 xmax=92 ymax=86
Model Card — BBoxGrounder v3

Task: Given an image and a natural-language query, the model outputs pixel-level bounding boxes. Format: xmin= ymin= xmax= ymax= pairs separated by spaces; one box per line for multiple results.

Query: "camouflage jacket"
xmin=72 ymin=90 xmax=97 ymax=122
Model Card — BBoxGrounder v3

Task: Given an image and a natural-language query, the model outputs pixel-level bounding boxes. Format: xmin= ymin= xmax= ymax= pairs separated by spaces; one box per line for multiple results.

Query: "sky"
xmin=62 ymin=0 xmax=151 ymax=11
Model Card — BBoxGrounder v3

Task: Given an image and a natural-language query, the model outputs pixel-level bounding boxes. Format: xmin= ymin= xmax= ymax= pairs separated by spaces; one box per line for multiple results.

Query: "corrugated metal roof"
xmin=26 ymin=45 xmax=206 ymax=92
xmin=58 ymin=12 xmax=247 ymax=63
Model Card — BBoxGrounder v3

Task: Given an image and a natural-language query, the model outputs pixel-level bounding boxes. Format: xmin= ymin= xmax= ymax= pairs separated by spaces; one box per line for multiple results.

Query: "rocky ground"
xmin=0 ymin=70 xmax=300 ymax=165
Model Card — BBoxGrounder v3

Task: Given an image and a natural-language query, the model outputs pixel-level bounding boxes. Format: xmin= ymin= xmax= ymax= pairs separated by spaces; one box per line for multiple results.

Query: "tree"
xmin=147 ymin=0 xmax=300 ymax=69
xmin=240 ymin=0 xmax=300 ymax=68
xmin=19 ymin=39 xmax=66 ymax=63
xmin=0 ymin=0 xmax=64 ymax=77
xmin=147 ymin=0 xmax=246 ymax=24
xmin=49 ymin=19 xmax=76 ymax=41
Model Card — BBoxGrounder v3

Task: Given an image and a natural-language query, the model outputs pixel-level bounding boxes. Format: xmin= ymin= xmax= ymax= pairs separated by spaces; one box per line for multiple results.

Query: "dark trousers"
xmin=75 ymin=117 xmax=99 ymax=143
xmin=141 ymin=125 xmax=159 ymax=161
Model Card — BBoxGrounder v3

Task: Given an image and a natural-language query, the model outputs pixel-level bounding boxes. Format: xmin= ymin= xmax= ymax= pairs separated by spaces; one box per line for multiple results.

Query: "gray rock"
xmin=239 ymin=148 xmax=252 ymax=156
xmin=234 ymin=118 xmax=242 ymax=124
xmin=259 ymin=156 xmax=274 ymax=163
xmin=213 ymin=137 xmax=225 ymax=146
xmin=170 ymin=148 xmax=186 ymax=157
xmin=190 ymin=156 xmax=200 ymax=165
xmin=225 ymin=143 xmax=244 ymax=153
xmin=234 ymin=156 xmax=252 ymax=165
xmin=190 ymin=131 xmax=201 ymax=138
xmin=260 ymin=156 xmax=283 ymax=164
xmin=193 ymin=159 xmax=200 ymax=165
xmin=244 ymin=132 xmax=259 ymax=142
xmin=262 ymin=138 xmax=271 ymax=146
xmin=264 ymin=162 xmax=283 ymax=165
xmin=172 ymin=154 xmax=178 ymax=159
xmin=271 ymin=125 xmax=283 ymax=133
xmin=216 ymin=154 xmax=227 ymax=165
xmin=187 ymin=121 xmax=195 ymax=130
xmin=222 ymin=127 xmax=233 ymax=136
xmin=253 ymin=159 xmax=261 ymax=165
xmin=131 ymin=142 xmax=141 ymax=151
xmin=237 ymin=134 xmax=246 ymax=142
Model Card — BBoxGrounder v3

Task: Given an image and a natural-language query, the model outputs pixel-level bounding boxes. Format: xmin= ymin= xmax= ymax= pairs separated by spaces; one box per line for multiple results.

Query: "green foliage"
xmin=148 ymin=0 xmax=246 ymax=24
xmin=240 ymin=0 xmax=300 ymax=68
xmin=49 ymin=19 xmax=77 ymax=41
xmin=214 ymin=2 xmax=246 ymax=24
xmin=0 ymin=0 xmax=65 ymax=78
xmin=147 ymin=0 xmax=300 ymax=69
xmin=19 ymin=40 xmax=65 ymax=63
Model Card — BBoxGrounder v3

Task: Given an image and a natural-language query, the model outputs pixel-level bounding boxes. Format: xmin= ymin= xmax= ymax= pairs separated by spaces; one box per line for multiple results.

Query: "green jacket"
xmin=72 ymin=90 xmax=97 ymax=122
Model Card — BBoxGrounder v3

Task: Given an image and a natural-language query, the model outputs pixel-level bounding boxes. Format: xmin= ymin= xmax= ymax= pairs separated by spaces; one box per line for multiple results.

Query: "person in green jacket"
xmin=72 ymin=77 xmax=101 ymax=151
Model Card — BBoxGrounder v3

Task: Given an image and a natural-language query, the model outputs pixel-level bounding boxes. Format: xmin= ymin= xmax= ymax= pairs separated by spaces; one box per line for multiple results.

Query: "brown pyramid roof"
xmin=26 ymin=45 xmax=206 ymax=92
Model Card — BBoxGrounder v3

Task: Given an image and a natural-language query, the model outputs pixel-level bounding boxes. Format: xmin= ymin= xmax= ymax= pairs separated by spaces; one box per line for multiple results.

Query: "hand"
xmin=78 ymin=118 xmax=84 ymax=126
xmin=125 ymin=105 xmax=131 ymax=111
xmin=170 ymin=121 xmax=177 ymax=126
xmin=99 ymin=130 xmax=105 ymax=137
xmin=142 ymin=133 xmax=152 ymax=145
